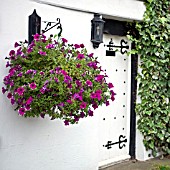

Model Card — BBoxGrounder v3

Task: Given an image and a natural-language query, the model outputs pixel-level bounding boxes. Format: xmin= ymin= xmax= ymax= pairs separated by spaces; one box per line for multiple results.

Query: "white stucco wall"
xmin=0 ymin=0 xmax=146 ymax=170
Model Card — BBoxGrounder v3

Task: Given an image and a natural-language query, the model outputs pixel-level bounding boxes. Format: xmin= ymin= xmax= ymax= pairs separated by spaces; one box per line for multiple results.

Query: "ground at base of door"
xmin=102 ymin=156 xmax=170 ymax=170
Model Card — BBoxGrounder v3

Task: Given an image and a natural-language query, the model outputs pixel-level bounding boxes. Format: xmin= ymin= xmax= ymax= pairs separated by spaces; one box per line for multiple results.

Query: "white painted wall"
xmin=0 ymin=0 xmax=146 ymax=170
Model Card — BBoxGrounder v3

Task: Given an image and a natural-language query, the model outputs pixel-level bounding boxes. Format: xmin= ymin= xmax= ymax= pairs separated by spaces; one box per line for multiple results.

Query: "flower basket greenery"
xmin=2 ymin=34 xmax=115 ymax=125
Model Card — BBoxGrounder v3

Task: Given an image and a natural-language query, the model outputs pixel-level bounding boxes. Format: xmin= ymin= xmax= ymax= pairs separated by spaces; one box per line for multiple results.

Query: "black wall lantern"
xmin=28 ymin=9 xmax=41 ymax=44
xmin=91 ymin=14 xmax=105 ymax=49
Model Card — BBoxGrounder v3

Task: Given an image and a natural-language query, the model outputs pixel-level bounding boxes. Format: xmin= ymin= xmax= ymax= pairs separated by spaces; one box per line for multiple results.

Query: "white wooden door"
xmin=98 ymin=34 xmax=131 ymax=167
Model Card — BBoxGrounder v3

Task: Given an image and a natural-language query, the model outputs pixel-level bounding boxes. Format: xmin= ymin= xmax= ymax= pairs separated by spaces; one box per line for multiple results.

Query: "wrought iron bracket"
xmin=104 ymin=38 xmax=129 ymax=56
xmin=42 ymin=18 xmax=62 ymax=36
xmin=103 ymin=135 xmax=127 ymax=149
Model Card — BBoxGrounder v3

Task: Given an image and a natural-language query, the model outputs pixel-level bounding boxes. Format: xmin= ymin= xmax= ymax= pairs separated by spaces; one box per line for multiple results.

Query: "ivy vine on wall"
xmin=128 ymin=0 xmax=170 ymax=156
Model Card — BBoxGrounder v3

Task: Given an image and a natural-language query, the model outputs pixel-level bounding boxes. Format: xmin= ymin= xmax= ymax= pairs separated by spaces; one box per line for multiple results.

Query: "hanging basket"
xmin=2 ymin=34 xmax=116 ymax=125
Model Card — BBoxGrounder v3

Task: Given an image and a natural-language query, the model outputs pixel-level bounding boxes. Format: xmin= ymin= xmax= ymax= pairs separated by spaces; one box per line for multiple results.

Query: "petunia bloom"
xmin=61 ymin=38 xmax=68 ymax=43
xmin=29 ymin=82 xmax=37 ymax=90
xmin=64 ymin=120 xmax=69 ymax=126
xmin=88 ymin=109 xmax=93 ymax=116
xmin=17 ymin=87 xmax=25 ymax=96
xmin=18 ymin=107 xmax=25 ymax=116
xmin=86 ymin=80 xmax=93 ymax=87
xmin=108 ymin=83 xmax=114 ymax=89
xmin=80 ymin=102 xmax=87 ymax=109
xmin=39 ymin=50 xmax=47 ymax=56
xmin=7 ymin=92 xmax=12 ymax=99
xmin=33 ymin=33 xmax=40 ymax=41
xmin=14 ymin=42 xmax=20 ymax=48
xmin=77 ymin=54 xmax=85 ymax=60
xmin=26 ymin=96 xmax=33 ymax=105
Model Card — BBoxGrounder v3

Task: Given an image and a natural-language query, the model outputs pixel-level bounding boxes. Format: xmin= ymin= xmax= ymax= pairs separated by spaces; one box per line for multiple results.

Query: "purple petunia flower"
xmin=90 ymin=92 xmax=96 ymax=99
xmin=18 ymin=107 xmax=25 ymax=116
xmin=26 ymin=69 xmax=33 ymax=74
xmin=96 ymin=89 xmax=102 ymax=94
xmin=76 ymin=64 xmax=81 ymax=68
xmin=25 ymin=105 xmax=31 ymax=110
xmin=86 ymin=80 xmax=93 ymax=87
xmin=67 ymin=83 xmax=72 ymax=89
xmin=49 ymin=70 xmax=54 ymax=74
xmin=26 ymin=96 xmax=33 ymax=105
xmin=74 ymin=116 xmax=79 ymax=122
xmin=29 ymin=82 xmax=37 ymax=90
xmin=64 ymin=120 xmax=69 ymax=126
xmin=108 ymin=83 xmax=114 ymax=89
xmin=40 ymin=87 xmax=46 ymax=94
xmin=95 ymin=93 xmax=101 ymax=101
xmin=9 ymin=50 xmax=15 ymax=56
xmin=80 ymin=102 xmax=87 ymax=109
xmin=77 ymin=54 xmax=85 ymax=60
xmin=6 ymin=61 xmax=11 ymax=68
xmin=76 ymin=80 xmax=82 ymax=87
xmin=105 ymin=101 xmax=110 ymax=106
xmin=80 ymin=112 xmax=85 ymax=118
xmin=80 ymin=44 xmax=84 ymax=48
xmin=88 ymin=109 xmax=93 ymax=116
xmin=88 ymin=53 xmax=94 ymax=57
xmin=11 ymin=98 xmax=15 ymax=105
xmin=74 ymin=44 xmax=80 ymax=49
xmin=95 ymin=75 xmax=104 ymax=82
xmin=16 ymin=47 xmax=22 ymax=56
xmin=17 ymin=72 xmax=23 ymax=77
xmin=7 ymin=92 xmax=12 ymax=99
xmin=40 ymin=71 xmax=44 ymax=76
xmin=2 ymin=87 xmax=7 ymax=94
xmin=92 ymin=102 xmax=98 ymax=110
xmin=10 ymin=81 xmax=14 ymax=87
xmin=61 ymin=70 xmax=67 ymax=76
xmin=58 ymin=102 xmax=64 ymax=107
xmin=46 ymin=44 xmax=55 ymax=49
xmin=66 ymin=99 xmax=72 ymax=104
xmin=14 ymin=42 xmax=20 ymax=48
xmin=54 ymin=78 xmax=59 ymax=83
xmin=27 ymin=48 xmax=33 ymax=54
xmin=39 ymin=50 xmax=47 ymax=56
xmin=17 ymin=87 xmax=25 ymax=96
xmin=61 ymin=38 xmax=68 ymax=43
xmin=111 ymin=95 xmax=115 ymax=101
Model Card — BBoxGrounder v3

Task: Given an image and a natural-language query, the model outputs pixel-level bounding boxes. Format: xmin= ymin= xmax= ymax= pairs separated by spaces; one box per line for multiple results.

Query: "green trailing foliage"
xmin=128 ymin=0 xmax=170 ymax=156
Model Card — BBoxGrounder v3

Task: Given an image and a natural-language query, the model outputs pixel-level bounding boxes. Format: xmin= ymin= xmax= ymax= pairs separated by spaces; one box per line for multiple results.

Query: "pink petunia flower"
xmin=86 ymin=80 xmax=93 ymax=87
xmin=66 ymin=99 xmax=73 ymax=104
xmin=95 ymin=75 xmax=104 ymax=82
xmin=39 ymin=50 xmax=47 ymax=56
xmin=80 ymin=102 xmax=87 ymax=109
xmin=33 ymin=33 xmax=40 ymax=41
xmin=77 ymin=54 xmax=85 ymax=60
xmin=29 ymin=82 xmax=37 ymax=90
xmin=18 ymin=107 xmax=25 ymax=116
xmin=17 ymin=87 xmax=25 ymax=96
xmin=26 ymin=96 xmax=33 ymax=105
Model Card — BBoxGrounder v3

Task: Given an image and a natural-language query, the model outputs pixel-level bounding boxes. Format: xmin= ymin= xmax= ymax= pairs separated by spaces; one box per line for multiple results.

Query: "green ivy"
xmin=128 ymin=0 xmax=170 ymax=156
